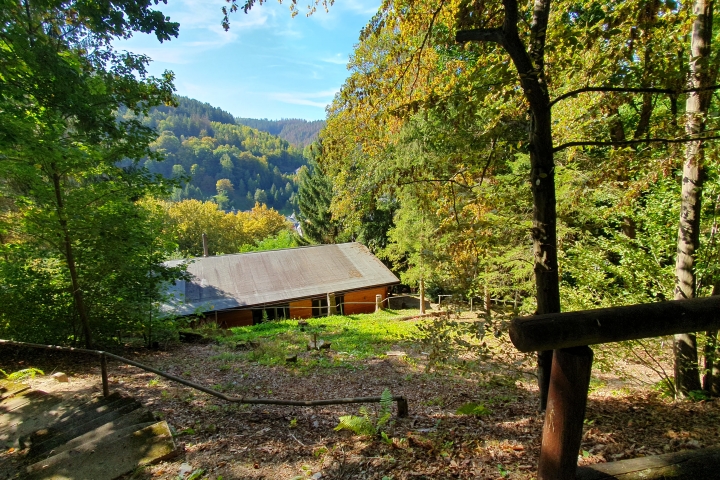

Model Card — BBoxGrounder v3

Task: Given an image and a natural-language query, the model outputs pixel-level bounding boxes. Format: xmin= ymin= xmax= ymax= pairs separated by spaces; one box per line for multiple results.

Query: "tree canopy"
xmin=0 ymin=0 xmax=185 ymax=347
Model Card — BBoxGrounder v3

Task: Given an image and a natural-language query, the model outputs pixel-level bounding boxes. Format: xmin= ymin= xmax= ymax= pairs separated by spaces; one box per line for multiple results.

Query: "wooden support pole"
xmin=538 ymin=346 xmax=593 ymax=480
xmin=100 ymin=353 xmax=109 ymax=398
xmin=375 ymin=294 xmax=383 ymax=312
xmin=327 ymin=293 xmax=337 ymax=316
xmin=419 ymin=279 xmax=425 ymax=314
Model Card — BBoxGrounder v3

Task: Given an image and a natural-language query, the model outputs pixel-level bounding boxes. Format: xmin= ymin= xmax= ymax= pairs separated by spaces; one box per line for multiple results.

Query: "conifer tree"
xmin=297 ymin=161 xmax=341 ymax=244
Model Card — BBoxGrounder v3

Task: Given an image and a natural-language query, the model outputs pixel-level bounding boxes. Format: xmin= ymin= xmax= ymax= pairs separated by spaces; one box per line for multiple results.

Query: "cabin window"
xmin=251 ymin=304 xmax=290 ymax=323
xmin=312 ymin=295 xmax=344 ymax=317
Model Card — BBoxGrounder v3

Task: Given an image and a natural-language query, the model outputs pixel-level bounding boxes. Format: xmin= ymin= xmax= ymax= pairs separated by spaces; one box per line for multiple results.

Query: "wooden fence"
xmin=509 ymin=295 xmax=720 ymax=479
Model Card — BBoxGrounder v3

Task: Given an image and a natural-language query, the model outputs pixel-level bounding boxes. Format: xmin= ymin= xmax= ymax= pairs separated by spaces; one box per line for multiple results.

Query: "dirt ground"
xmin=2 ymin=333 xmax=720 ymax=480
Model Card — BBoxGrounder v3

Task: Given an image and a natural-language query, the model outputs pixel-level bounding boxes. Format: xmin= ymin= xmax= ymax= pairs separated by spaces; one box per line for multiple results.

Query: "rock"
xmin=308 ymin=340 xmax=331 ymax=350
xmin=178 ymin=463 xmax=193 ymax=477
xmin=286 ymin=355 xmax=298 ymax=363
xmin=51 ymin=372 xmax=68 ymax=383
xmin=312 ymin=473 xmax=323 ymax=480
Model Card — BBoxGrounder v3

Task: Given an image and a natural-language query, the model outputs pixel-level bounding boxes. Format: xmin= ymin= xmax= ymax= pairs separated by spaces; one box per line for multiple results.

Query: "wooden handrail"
xmin=509 ymin=295 xmax=720 ymax=352
xmin=0 ymin=339 xmax=408 ymax=417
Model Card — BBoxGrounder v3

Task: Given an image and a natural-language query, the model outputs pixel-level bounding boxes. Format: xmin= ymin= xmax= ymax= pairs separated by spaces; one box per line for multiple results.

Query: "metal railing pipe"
xmin=0 ymin=339 xmax=409 ymax=416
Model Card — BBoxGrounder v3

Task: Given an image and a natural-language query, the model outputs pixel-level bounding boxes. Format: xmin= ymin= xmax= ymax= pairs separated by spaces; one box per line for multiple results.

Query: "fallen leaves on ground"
xmin=2 ymin=339 xmax=720 ymax=479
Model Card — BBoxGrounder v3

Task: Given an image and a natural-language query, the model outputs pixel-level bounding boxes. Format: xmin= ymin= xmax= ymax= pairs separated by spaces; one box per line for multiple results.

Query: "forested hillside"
xmin=235 ymin=118 xmax=324 ymax=147
xmin=118 ymin=97 xmax=307 ymax=213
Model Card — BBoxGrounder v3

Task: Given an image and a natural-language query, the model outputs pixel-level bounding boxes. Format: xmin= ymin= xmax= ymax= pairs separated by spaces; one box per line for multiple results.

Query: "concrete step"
xmin=1 ymin=391 xmax=99 ymax=448
xmin=0 ymin=391 xmax=65 ymax=447
xmin=24 ymin=421 xmax=178 ymax=480
xmin=26 ymin=396 xmax=142 ymax=458
xmin=27 ymin=407 xmax=156 ymax=461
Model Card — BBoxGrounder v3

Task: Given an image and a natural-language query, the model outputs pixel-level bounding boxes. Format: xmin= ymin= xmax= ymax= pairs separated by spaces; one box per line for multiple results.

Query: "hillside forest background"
xmin=123 ymin=96 xmax=322 ymax=213
xmin=3 ymin=0 xmax=720 ymax=398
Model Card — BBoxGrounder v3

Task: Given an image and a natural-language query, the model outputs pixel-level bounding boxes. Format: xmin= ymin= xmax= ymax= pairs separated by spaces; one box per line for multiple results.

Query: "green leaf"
xmin=455 ymin=402 xmax=491 ymax=416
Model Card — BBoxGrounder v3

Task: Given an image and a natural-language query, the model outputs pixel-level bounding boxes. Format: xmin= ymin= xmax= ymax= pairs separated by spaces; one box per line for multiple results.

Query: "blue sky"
xmin=115 ymin=0 xmax=379 ymax=121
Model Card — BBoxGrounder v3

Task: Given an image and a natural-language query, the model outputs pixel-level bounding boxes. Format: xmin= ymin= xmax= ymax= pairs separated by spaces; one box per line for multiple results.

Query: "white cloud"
xmin=115 ymin=0 xmax=275 ymax=64
xmin=322 ymin=53 xmax=348 ymax=65
xmin=269 ymin=88 xmax=338 ymax=108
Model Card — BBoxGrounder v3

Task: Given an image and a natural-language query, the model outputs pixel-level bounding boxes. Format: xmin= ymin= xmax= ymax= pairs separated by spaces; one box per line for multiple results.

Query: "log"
xmin=575 ymin=446 xmax=720 ymax=479
xmin=538 ymin=346 xmax=593 ymax=480
xmin=510 ymin=296 xmax=720 ymax=352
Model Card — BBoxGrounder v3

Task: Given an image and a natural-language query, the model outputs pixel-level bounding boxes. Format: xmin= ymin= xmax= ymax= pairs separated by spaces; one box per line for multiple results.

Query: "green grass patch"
xmin=228 ymin=309 xmax=422 ymax=366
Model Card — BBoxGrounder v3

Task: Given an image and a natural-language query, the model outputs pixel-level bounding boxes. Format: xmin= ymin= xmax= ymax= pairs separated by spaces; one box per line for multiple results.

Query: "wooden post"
xmin=538 ymin=346 xmax=594 ymax=480
xmin=397 ymin=397 xmax=409 ymax=417
xmin=375 ymin=294 xmax=382 ymax=312
xmin=419 ymin=278 xmax=426 ymax=314
xmin=202 ymin=233 xmax=209 ymax=257
xmin=484 ymin=265 xmax=491 ymax=319
xmin=327 ymin=293 xmax=337 ymax=316
xmin=100 ymin=353 xmax=109 ymax=398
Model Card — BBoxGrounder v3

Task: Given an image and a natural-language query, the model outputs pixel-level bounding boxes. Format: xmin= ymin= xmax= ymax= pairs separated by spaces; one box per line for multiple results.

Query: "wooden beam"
xmin=576 ymin=445 xmax=720 ymax=479
xmin=509 ymin=296 xmax=720 ymax=352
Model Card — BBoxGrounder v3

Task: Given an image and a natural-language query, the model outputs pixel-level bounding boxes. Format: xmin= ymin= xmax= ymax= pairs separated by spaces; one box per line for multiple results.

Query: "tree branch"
xmin=553 ymin=134 xmax=720 ymax=152
xmin=549 ymin=85 xmax=720 ymax=108
xmin=456 ymin=28 xmax=504 ymax=44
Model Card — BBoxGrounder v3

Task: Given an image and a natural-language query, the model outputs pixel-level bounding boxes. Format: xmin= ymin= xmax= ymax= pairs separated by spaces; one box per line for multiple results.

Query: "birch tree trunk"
xmin=674 ymin=0 xmax=714 ymax=397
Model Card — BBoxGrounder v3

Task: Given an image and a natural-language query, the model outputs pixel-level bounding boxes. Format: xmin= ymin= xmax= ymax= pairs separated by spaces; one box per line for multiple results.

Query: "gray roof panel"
xmin=162 ymin=243 xmax=399 ymax=316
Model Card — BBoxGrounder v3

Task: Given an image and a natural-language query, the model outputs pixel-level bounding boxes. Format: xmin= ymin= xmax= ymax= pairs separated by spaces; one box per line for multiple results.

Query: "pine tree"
xmin=297 ymin=162 xmax=341 ymax=244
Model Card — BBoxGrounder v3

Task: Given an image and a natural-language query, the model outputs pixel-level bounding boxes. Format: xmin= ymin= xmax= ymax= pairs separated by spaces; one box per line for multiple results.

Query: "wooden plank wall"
xmin=289 ymin=299 xmax=313 ymax=319
xmin=344 ymin=287 xmax=387 ymax=315
xmin=216 ymin=309 xmax=253 ymax=328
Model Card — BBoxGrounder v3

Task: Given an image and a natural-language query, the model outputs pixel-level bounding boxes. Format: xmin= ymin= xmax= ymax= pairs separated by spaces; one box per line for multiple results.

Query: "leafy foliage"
xmin=0 ymin=368 xmax=44 ymax=382
xmin=455 ymin=402 xmax=491 ymax=416
xmin=335 ymin=388 xmax=394 ymax=437
xmin=0 ymin=0 xmax=186 ymax=347
xmin=297 ymin=158 xmax=344 ymax=244
xmin=163 ymin=200 xmax=291 ymax=256
xmin=235 ymin=118 xmax=324 ymax=147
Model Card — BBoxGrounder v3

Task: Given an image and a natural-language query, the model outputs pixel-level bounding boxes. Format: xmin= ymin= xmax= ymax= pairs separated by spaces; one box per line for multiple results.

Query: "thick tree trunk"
xmin=457 ymin=0 xmax=560 ymax=410
xmin=51 ymin=165 xmax=93 ymax=348
xmin=674 ymin=0 xmax=713 ymax=397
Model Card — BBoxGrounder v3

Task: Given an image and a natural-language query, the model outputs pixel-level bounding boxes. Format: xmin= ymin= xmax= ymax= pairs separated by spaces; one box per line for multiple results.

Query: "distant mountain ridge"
xmin=149 ymin=96 xmax=325 ymax=147
xmin=235 ymin=118 xmax=324 ymax=147
xmin=119 ymin=96 xmax=308 ymax=213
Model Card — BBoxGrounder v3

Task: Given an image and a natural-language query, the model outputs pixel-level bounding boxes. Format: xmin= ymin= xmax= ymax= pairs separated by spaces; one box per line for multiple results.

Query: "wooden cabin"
xmin=163 ymin=243 xmax=399 ymax=327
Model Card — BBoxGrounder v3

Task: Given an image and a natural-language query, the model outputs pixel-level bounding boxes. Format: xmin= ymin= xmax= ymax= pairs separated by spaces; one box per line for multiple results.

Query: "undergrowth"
xmin=0 ymin=367 xmax=44 ymax=381
xmin=335 ymin=388 xmax=394 ymax=437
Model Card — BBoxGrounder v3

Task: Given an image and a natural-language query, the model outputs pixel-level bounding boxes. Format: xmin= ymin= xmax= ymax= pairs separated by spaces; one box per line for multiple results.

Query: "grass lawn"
xmin=218 ymin=309 xmax=427 ymax=368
